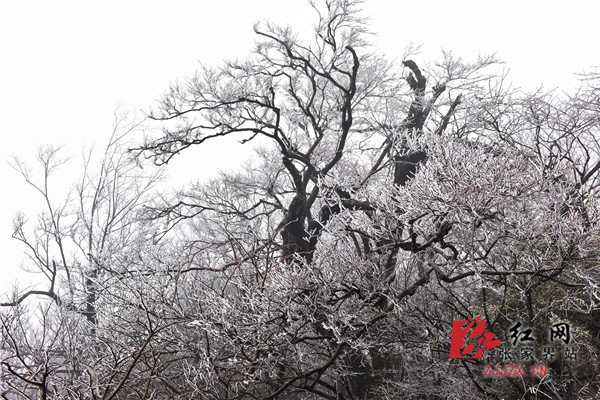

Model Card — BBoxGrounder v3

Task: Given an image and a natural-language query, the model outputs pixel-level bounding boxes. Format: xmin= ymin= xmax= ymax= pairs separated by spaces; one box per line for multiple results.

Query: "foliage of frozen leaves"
xmin=397 ymin=134 xmax=587 ymax=265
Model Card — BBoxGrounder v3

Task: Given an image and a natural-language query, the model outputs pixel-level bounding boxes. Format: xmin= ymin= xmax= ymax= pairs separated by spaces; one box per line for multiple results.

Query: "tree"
xmin=3 ymin=1 xmax=600 ymax=399
xmin=1 ymin=113 xmax=169 ymax=399
xmin=132 ymin=0 xmax=600 ymax=398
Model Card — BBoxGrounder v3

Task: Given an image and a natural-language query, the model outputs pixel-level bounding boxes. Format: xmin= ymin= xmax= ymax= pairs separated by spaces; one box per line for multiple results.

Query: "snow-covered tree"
xmin=3 ymin=1 xmax=599 ymax=398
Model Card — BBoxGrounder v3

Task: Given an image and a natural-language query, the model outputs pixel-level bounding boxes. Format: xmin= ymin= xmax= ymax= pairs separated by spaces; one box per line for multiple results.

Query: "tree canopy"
xmin=2 ymin=1 xmax=600 ymax=399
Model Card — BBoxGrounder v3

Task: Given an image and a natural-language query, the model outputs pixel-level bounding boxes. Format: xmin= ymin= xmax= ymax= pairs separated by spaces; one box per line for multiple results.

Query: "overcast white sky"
xmin=1 ymin=0 xmax=599 ymax=296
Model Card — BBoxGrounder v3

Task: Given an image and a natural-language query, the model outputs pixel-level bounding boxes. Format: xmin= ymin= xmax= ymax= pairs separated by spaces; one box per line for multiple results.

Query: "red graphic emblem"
xmin=450 ymin=316 xmax=502 ymax=359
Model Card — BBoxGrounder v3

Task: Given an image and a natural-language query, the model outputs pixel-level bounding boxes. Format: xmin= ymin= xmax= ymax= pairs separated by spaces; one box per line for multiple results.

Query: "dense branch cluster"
xmin=2 ymin=1 xmax=600 ymax=399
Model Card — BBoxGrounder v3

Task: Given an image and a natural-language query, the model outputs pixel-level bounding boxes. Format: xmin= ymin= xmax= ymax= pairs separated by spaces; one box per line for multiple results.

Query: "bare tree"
xmin=1 ymin=113 xmax=172 ymax=399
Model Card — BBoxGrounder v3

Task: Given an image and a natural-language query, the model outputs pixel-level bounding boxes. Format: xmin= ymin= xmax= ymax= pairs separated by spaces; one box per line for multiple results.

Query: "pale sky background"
xmin=1 ymin=0 xmax=599 ymax=297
